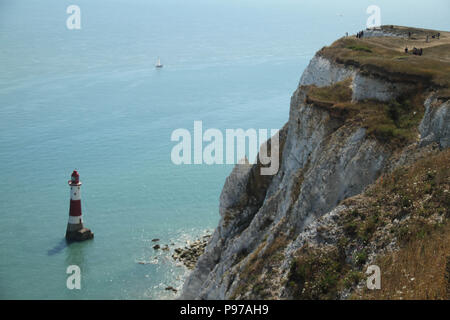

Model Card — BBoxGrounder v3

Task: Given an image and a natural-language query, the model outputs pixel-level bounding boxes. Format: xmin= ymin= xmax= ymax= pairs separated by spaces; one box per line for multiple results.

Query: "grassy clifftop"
xmin=300 ymin=26 xmax=450 ymax=149
xmin=320 ymin=26 xmax=450 ymax=90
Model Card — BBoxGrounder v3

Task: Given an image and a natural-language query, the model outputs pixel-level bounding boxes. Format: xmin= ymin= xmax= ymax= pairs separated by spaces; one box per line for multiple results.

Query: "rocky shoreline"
xmin=148 ymin=233 xmax=212 ymax=270
xmin=171 ymin=234 xmax=211 ymax=269
xmin=136 ymin=232 xmax=212 ymax=295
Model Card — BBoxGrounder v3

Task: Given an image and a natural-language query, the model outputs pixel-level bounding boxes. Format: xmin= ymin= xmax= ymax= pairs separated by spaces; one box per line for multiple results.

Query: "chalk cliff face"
xmin=420 ymin=94 xmax=450 ymax=148
xmin=180 ymin=29 xmax=450 ymax=300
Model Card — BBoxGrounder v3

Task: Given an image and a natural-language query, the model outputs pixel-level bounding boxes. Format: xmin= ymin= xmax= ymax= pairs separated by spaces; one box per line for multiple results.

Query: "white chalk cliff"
xmin=180 ymin=28 xmax=450 ymax=299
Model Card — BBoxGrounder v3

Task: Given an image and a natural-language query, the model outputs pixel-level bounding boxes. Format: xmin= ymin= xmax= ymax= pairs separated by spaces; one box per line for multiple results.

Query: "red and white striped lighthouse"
xmin=66 ymin=170 xmax=94 ymax=241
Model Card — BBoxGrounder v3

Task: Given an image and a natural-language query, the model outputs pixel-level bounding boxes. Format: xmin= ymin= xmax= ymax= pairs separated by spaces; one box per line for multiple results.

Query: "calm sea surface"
xmin=0 ymin=0 xmax=448 ymax=299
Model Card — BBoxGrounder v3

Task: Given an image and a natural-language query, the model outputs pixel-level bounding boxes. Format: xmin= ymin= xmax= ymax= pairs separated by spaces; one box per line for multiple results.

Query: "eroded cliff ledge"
xmin=180 ymin=26 xmax=450 ymax=300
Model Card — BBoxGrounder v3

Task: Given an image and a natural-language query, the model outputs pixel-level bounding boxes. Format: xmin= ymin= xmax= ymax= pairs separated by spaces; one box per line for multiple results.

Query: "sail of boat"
xmin=155 ymin=57 xmax=163 ymax=68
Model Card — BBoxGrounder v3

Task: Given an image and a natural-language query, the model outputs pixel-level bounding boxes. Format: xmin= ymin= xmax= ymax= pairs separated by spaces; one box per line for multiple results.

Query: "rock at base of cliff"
xmin=172 ymin=234 xmax=211 ymax=269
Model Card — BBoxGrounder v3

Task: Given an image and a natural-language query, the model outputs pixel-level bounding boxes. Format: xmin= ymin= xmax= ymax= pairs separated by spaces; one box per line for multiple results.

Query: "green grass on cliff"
xmin=287 ymin=245 xmax=360 ymax=299
xmin=346 ymin=45 xmax=372 ymax=53
xmin=306 ymin=78 xmax=352 ymax=107
xmin=230 ymin=233 xmax=290 ymax=299
xmin=305 ymin=79 xmax=425 ymax=147
xmin=361 ymin=94 xmax=425 ymax=146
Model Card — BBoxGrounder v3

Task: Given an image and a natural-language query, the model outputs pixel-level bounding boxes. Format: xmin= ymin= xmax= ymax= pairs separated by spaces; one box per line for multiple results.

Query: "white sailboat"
xmin=155 ymin=57 xmax=163 ymax=68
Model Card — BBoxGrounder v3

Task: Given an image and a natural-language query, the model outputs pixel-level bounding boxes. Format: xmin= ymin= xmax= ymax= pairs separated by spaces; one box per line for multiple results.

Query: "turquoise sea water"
xmin=0 ymin=0 xmax=449 ymax=299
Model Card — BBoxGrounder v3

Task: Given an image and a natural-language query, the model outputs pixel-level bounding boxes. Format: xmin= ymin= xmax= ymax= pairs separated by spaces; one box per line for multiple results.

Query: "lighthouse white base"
xmin=68 ymin=216 xmax=82 ymax=224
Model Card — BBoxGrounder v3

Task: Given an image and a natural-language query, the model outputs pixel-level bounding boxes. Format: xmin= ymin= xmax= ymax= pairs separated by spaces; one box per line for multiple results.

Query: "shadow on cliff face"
xmin=47 ymin=238 xmax=68 ymax=256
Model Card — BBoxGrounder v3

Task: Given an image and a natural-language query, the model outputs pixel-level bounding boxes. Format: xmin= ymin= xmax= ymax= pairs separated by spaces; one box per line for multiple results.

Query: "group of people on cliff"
xmin=405 ymin=47 xmax=423 ymax=56
xmin=354 ymin=28 xmax=441 ymax=57
xmin=426 ymin=33 xmax=441 ymax=42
